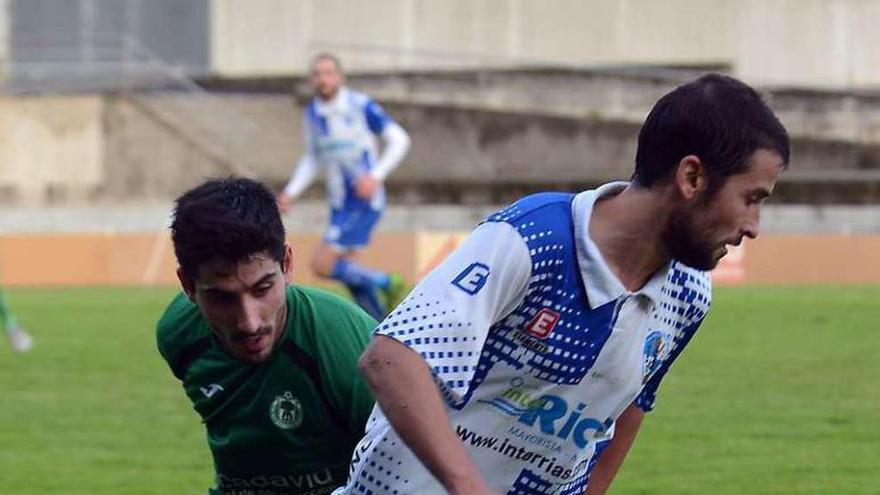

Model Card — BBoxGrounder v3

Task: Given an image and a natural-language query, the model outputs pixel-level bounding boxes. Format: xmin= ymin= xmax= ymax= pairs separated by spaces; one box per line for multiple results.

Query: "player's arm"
xmin=355 ymin=100 xmax=411 ymax=199
xmin=361 ymin=335 xmax=495 ymax=495
xmin=584 ymin=404 xmax=645 ymax=495
xmin=370 ymin=121 xmax=410 ymax=181
xmin=358 ymin=221 xmax=531 ymax=495
xmin=364 ymin=99 xmax=410 ymax=182
xmin=278 ymin=117 xmax=319 ymax=211
xmin=279 ymin=155 xmax=318 ymax=212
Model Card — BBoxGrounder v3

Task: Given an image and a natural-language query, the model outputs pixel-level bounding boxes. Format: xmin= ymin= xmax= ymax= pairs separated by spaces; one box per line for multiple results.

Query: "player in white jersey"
xmin=278 ymin=54 xmax=411 ymax=320
xmin=336 ymin=74 xmax=791 ymax=495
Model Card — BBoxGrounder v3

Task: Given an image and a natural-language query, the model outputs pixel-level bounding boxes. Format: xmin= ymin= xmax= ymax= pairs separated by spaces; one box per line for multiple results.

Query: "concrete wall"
xmin=342 ymin=70 xmax=880 ymax=144
xmin=0 ymin=95 xmax=103 ymax=203
xmin=736 ymin=0 xmax=880 ymax=89
xmin=210 ymin=0 xmax=734 ymax=76
xmin=3 ymin=89 xmax=880 ymax=206
xmin=209 ymin=0 xmax=880 ymax=89
xmin=3 ymin=0 xmax=880 ymax=89
xmin=101 ymin=93 xmax=299 ymax=199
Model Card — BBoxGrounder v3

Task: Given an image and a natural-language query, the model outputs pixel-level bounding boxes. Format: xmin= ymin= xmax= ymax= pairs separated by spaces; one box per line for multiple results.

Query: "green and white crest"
xmin=269 ymin=391 xmax=303 ymax=430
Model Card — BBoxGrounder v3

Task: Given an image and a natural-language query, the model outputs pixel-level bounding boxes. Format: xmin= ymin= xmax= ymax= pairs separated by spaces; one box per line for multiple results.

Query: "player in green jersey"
xmin=157 ymin=177 xmax=376 ymax=495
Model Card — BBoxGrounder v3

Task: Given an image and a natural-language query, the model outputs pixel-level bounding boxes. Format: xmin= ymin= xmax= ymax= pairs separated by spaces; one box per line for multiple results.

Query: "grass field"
xmin=0 ymin=286 xmax=877 ymax=495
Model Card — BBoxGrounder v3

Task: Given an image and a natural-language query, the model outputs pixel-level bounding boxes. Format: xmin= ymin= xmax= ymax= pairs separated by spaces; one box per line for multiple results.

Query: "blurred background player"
xmin=277 ymin=53 xmax=411 ymax=320
xmin=1 ymin=289 xmax=32 ymax=353
xmin=337 ymin=74 xmax=790 ymax=495
xmin=157 ymin=177 xmax=376 ymax=495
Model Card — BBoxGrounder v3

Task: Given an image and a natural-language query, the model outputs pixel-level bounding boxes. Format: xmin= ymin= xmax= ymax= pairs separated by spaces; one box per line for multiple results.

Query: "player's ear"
xmin=282 ymin=243 xmax=294 ymax=283
xmin=177 ymin=267 xmax=196 ymax=301
xmin=674 ymin=155 xmax=708 ymax=201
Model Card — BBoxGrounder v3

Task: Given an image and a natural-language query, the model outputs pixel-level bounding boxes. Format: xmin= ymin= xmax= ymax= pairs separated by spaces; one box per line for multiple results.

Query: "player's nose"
xmin=236 ymin=299 xmax=262 ymax=333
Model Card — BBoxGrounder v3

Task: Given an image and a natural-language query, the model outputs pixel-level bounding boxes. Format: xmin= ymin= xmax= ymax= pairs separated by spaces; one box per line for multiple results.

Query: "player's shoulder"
xmin=487 ymin=192 xmax=575 ymax=225
xmin=484 ymin=192 xmax=577 ymax=250
xmin=156 ymin=292 xmax=208 ymax=359
xmin=288 ymin=285 xmax=376 ymax=329
xmin=291 ymin=284 xmax=360 ymax=311
xmin=345 ymin=89 xmax=374 ymax=108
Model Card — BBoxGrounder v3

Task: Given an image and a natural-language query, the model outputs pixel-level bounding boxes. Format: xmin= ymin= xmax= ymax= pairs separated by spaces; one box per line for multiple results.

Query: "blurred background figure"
xmin=1 ymin=289 xmax=31 ymax=352
xmin=277 ymin=53 xmax=411 ymax=320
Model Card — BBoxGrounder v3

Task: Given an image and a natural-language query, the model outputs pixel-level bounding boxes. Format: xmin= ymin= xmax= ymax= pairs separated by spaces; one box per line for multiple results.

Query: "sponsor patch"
xmin=525 ymin=308 xmax=560 ymax=339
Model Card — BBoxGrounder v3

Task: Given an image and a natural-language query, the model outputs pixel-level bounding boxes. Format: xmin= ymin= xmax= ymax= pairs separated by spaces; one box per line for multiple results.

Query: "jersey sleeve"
xmin=156 ymin=292 xmax=208 ymax=381
xmin=634 ymin=316 xmax=704 ymax=412
xmin=312 ymin=293 xmax=378 ymax=434
xmin=370 ymin=121 xmax=410 ymax=181
xmin=375 ymin=221 xmax=532 ymax=404
xmin=364 ymin=99 xmax=392 ymax=135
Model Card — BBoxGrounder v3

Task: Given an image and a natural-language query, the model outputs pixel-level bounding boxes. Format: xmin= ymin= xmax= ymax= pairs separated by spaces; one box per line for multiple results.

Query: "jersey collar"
xmin=313 ymin=86 xmax=350 ymax=115
xmin=572 ymin=182 xmax=671 ymax=309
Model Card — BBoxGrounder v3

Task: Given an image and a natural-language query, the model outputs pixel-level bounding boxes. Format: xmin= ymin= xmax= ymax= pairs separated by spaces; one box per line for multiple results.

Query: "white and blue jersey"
xmin=336 ymin=182 xmax=712 ymax=494
xmin=284 ymin=87 xmax=410 ymax=249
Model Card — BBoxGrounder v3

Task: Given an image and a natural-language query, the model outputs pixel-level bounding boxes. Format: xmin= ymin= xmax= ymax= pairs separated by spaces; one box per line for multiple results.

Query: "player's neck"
xmin=317 ymin=86 xmax=344 ymax=103
xmin=590 ymin=185 xmax=672 ymax=292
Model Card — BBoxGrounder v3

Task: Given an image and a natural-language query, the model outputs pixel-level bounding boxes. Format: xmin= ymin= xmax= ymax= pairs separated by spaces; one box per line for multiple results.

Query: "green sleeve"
xmin=155 ymin=292 xmax=194 ymax=372
xmin=155 ymin=292 xmax=211 ymax=382
xmin=308 ymin=290 xmax=377 ymax=435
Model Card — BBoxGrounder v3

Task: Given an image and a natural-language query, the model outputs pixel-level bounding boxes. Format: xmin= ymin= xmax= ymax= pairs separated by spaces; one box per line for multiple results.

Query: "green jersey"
xmin=157 ymin=286 xmax=376 ymax=495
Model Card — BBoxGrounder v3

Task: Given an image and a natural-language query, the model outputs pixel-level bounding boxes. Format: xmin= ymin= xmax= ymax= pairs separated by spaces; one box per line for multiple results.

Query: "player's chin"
xmin=234 ymin=334 xmax=276 ymax=363
xmin=237 ymin=345 xmax=273 ymax=364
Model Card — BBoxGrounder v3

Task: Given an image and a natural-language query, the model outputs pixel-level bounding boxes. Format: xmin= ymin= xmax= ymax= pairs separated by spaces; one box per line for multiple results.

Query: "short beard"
xmin=662 ymin=203 xmax=720 ymax=271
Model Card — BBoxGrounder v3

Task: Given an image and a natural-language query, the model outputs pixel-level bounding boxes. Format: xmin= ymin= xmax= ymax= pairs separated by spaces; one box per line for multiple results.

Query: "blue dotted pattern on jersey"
xmin=634 ymin=262 xmax=711 ymax=411
xmin=458 ymin=193 xmax=617 ymax=408
xmin=351 ymin=435 xmax=408 ymax=495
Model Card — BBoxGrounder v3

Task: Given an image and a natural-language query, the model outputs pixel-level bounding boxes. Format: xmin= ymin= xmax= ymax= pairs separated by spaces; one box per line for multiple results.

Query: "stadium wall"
xmin=209 ymin=0 xmax=880 ymax=88
xmin=4 ymin=90 xmax=880 ymax=206
xmin=210 ymin=0 xmax=734 ymax=76
xmin=1 ymin=233 xmax=878 ymax=287
xmin=0 ymin=95 xmax=104 ymax=203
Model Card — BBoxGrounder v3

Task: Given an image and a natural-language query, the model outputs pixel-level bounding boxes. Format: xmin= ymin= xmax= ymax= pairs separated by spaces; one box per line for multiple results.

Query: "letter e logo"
xmin=451 ymin=262 xmax=491 ymax=295
xmin=525 ymin=308 xmax=560 ymax=339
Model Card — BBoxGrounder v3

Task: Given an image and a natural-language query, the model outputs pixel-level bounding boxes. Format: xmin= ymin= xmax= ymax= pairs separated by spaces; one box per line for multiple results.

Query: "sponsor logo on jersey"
xmin=512 ymin=331 xmax=550 ymax=354
xmin=479 ymin=378 xmax=612 ymax=450
xmin=269 ymin=391 xmax=303 ymax=430
xmin=643 ymin=330 xmax=672 ymax=383
xmin=525 ymin=308 xmax=560 ymax=339
xmin=200 ymin=383 xmax=224 ymax=398
xmin=217 ymin=468 xmax=334 ymax=494
xmin=451 ymin=262 xmax=490 ymax=295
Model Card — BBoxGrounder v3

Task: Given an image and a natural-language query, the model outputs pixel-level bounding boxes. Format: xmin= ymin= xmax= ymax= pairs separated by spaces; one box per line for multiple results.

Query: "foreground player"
xmin=278 ymin=53 xmax=411 ymax=320
xmin=337 ymin=74 xmax=790 ymax=494
xmin=1 ymin=289 xmax=32 ymax=353
xmin=157 ymin=177 xmax=375 ymax=495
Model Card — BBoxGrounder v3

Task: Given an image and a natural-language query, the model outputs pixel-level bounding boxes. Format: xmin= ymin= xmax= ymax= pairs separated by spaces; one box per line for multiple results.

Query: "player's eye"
xmin=253 ymin=282 xmax=274 ymax=296
xmin=745 ymin=193 xmax=763 ymax=206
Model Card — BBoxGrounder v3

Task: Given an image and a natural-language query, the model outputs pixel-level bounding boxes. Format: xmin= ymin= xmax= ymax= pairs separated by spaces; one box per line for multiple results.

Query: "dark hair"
xmin=311 ymin=52 xmax=343 ymax=73
xmin=171 ymin=177 xmax=286 ymax=280
xmin=632 ymin=73 xmax=790 ymax=193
